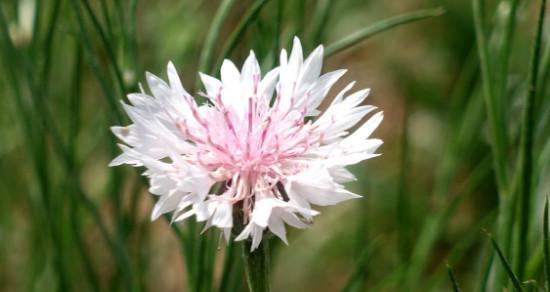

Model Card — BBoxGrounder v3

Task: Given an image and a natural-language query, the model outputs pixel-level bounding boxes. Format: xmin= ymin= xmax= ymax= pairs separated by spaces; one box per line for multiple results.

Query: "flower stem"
xmin=242 ymin=240 xmax=271 ymax=292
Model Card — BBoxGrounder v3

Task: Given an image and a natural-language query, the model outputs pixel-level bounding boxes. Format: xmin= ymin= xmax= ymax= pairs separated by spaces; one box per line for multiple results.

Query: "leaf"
xmin=324 ymin=7 xmax=445 ymax=57
xmin=544 ymin=197 xmax=550 ymax=291
xmin=342 ymin=238 xmax=380 ymax=292
xmin=489 ymin=234 xmax=524 ymax=292
xmin=446 ymin=263 xmax=461 ymax=292
xmin=198 ymin=0 xmax=238 ymax=76
xmin=516 ymin=0 xmax=548 ymax=277
xmin=213 ymin=0 xmax=271 ymax=73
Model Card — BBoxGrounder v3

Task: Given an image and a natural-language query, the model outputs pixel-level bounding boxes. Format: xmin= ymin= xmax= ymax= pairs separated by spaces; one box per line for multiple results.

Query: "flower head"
xmin=110 ymin=37 xmax=383 ymax=250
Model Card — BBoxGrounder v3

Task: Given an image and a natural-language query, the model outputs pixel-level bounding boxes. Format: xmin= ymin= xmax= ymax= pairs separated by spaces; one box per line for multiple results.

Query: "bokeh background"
xmin=1 ymin=0 xmax=549 ymax=291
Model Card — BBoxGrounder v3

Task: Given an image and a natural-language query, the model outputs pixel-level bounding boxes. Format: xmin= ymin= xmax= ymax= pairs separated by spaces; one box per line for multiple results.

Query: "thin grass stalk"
xmin=0 ymin=4 xmax=70 ymax=290
xmin=370 ymin=265 xmax=408 ymax=291
xmin=308 ymin=0 xmax=333 ymax=46
xmin=159 ymin=211 xmax=197 ymax=292
xmin=472 ymin=0 xmax=510 ymax=195
xmin=219 ymin=241 xmax=239 ymax=292
xmin=179 ymin=229 xmax=198 ymax=292
xmin=404 ymin=47 xmax=483 ymax=287
xmin=525 ymin=242 xmax=544 ymax=280
xmin=122 ymin=0 xmax=141 ymax=235
xmin=198 ymin=0 xmax=237 ymax=76
xmin=0 ymin=3 xmax=33 ymax=139
xmin=68 ymin=8 xmax=131 ymax=263
xmin=29 ymin=0 xmax=41 ymax=52
xmin=544 ymin=197 xmax=550 ymax=291
xmin=243 ymin=240 xmax=270 ymax=292
xmin=219 ymin=240 xmax=244 ymax=292
xmin=495 ymin=0 xmax=519 ymax=102
xmin=446 ymin=263 xmax=461 ymax=292
xmin=69 ymin=1 xmax=138 ymax=290
xmin=516 ymin=0 xmax=547 ymax=278
xmin=39 ymin=0 xmax=61 ymax=91
xmin=270 ymin=0 xmax=283 ymax=69
xmin=396 ymin=94 xmax=411 ymax=261
xmin=293 ymin=0 xmax=305 ymax=38
xmin=80 ymin=0 xmax=127 ymax=97
xmin=203 ymin=230 xmax=219 ymax=292
xmin=66 ymin=42 xmax=100 ymax=292
xmin=342 ymin=238 xmax=380 ymax=292
xmin=406 ymin=154 xmax=490 ymax=288
xmin=477 ymin=247 xmax=495 ymax=292
xmin=126 ymin=0 xmax=140 ymax=84
xmin=324 ymin=7 xmax=445 ymax=57
xmin=425 ymin=211 xmax=497 ymax=291
xmin=490 ymin=235 xmax=524 ymax=291
xmin=99 ymin=0 xmax=114 ymax=41
xmin=213 ymin=0 xmax=270 ymax=72
xmin=536 ymin=39 xmax=550 ymax=112
xmin=473 ymin=0 xmax=516 ymax=287
xmin=70 ymin=0 xmax=123 ymax=123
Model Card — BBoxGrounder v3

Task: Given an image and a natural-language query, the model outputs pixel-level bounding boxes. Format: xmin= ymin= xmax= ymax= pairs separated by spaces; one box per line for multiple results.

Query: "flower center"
xmin=175 ymin=89 xmax=321 ymax=182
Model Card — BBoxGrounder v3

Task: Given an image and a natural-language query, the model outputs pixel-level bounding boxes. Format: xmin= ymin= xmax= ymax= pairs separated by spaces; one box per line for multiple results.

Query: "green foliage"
xmin=0 ymin=0 xmax=549 ymax=291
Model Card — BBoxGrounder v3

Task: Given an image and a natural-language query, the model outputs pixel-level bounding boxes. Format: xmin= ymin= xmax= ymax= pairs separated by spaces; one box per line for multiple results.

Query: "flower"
xmin=110 ymin=37 xmax=383 ymax=251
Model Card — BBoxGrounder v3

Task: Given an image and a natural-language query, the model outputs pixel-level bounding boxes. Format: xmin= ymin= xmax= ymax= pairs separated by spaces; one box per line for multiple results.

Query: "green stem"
xmin=324 ymin=7 xmax=445 ymax=57
xmin=213 ymin=0 xmax=270 ymax=73
xmin=198 ymin=0 xmax=237 ymax=76
xmin=243 ymin=240 xmax=271 ymax=292
xmin=516 ymin=0 xmax=547 ymax=278
xmin=472 ymin=0 xmax=509 ymax=197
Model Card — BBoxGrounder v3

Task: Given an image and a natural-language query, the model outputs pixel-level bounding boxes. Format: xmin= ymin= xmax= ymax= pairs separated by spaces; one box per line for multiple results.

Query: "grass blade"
xmin=324 ymin=7 xmax=445 ymax=57
xmin=342 ymin=238 xmax=380 ymax=292
xmin=489 ymin=234 xmax=524 ymax=292
xmin=516 ymin=0 xmax=547 ymax=277
xmin=544 ymin=197 xmax=550 ymax=291
xmin=213 ymin=0 xmax=270 ymax=72
xmin=198 ymin=0 xmax=237 ymax=76
xmin=446 ymin=263 xmax=461 ymax=292
xmin=472 ymin=0 xmax=509 ymax=196
xmin=476 ymin=242 xmax=495 ymax=292
xmin=423 ymin=211 xmax=497 ymax=291
xmin=80 ymin=0 xmax=127 ymax=96
xmin=308 ymin=0 xmax=333 ymax=46
xmin=396 ymin=92 xmax=411 ymax=261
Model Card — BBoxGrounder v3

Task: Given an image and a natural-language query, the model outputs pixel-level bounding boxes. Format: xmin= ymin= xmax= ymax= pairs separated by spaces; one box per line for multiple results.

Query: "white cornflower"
xmin=110 ymin=37 xmax=383 ymax=251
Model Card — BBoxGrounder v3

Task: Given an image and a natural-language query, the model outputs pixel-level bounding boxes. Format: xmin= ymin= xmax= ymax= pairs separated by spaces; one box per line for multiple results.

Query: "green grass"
xmin=0 ymin=0 xmax=549 ymax=291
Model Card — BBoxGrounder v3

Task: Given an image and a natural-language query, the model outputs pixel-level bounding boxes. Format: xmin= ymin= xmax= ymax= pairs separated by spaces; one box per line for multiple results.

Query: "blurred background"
xmin=0 ymin=0 xmax=549 ymax=291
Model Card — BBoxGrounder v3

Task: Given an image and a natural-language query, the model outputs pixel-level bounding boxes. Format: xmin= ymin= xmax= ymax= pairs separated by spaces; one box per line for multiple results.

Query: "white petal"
xmin=173 ymin=209 xmax=195 ymax=222
xmin=268 ymin=215 xmax=288 ymax=244
xmin=146 ymin=72 xmax=171 ymax=101
xmin=109 ymin=153 xmax=141 ymax=167
xmin=151 ymin=191 xmax=184 ymax=220
xmin=304 ymin=69 xmax=346 ymax=114
xmin=292 ymin=179 xmax=361 ymax=206
xmin=199 ymin=73 xmax=222 ymax=97
xmin=258 ymin=67 xmax=279 ymax=100
xmin=251 ymin=199 xmax=275 ymax=227
xmin=220 ymin=59 xmax=241 ymax=86
xmin=287 ymin=37 xmax=304 ymax=75
xmin=297 ymin=45 xmax=323 ymax=91
xmin=344 ymin=111 xmax=384 ymax=145
xmin=193 ymin=201 xmax=210 ymax=222
xmin=235 ymin=223 xmax=253 ymax=241
xmin=280 ymin=211 xmax=310 ymax=229
xmin=241 ymin=51 xmax=261 ymax=82
xmin=251 ymin=225 xmax=264 ymax=251
xmin=167 ymin=61 xmax=189 ymax=95
xmin=212 ymin=202 xmax=233 ymax=228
